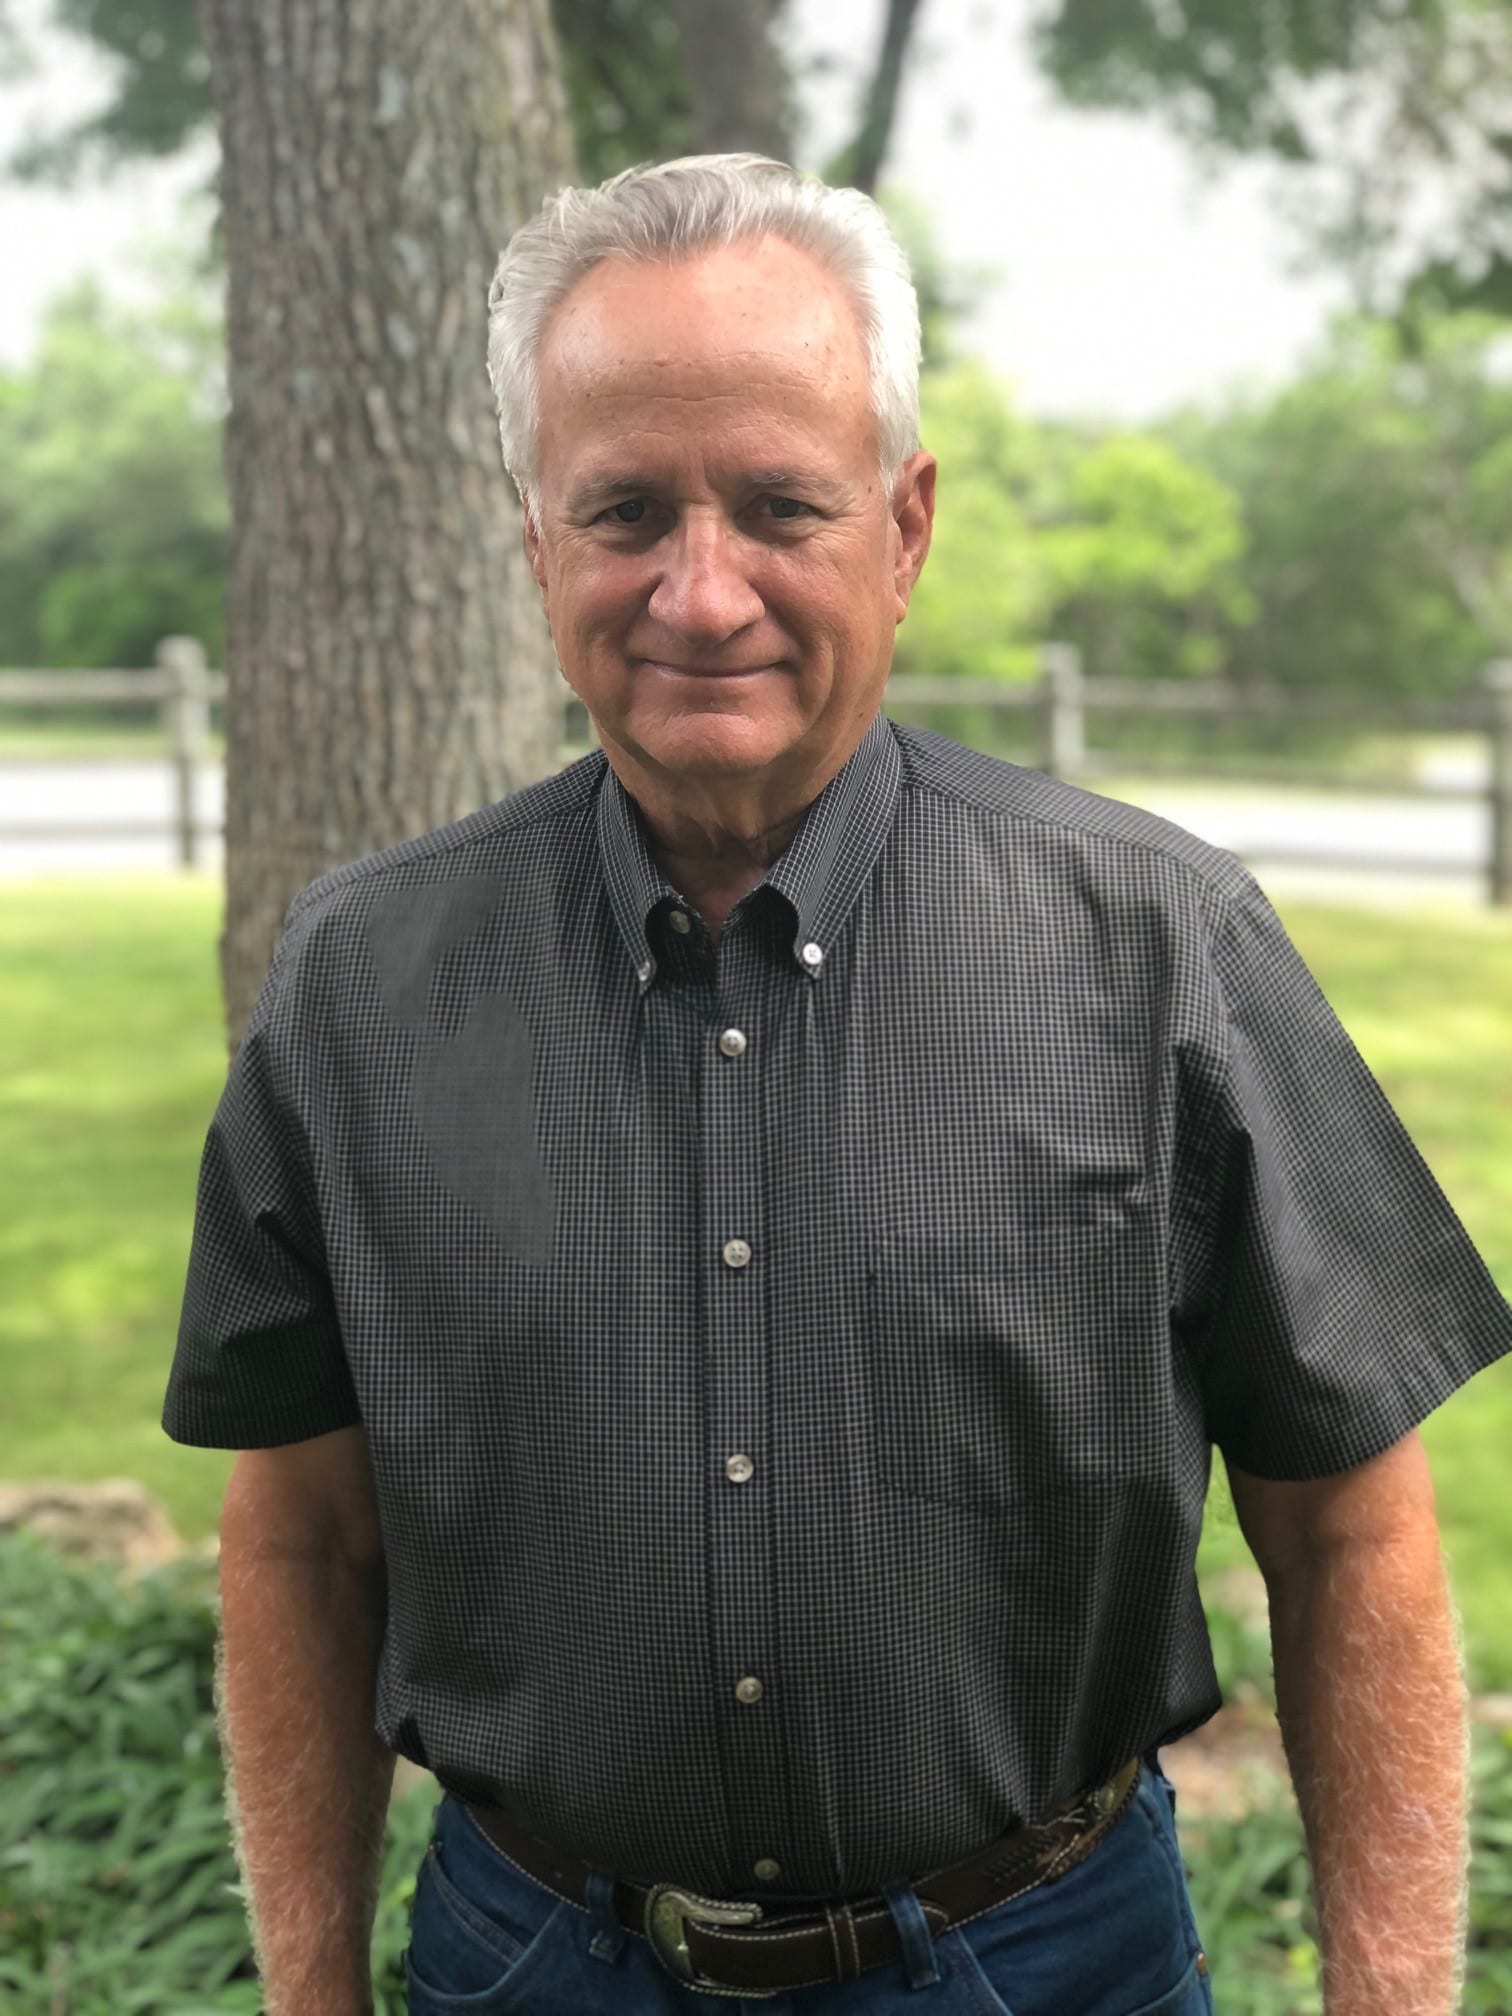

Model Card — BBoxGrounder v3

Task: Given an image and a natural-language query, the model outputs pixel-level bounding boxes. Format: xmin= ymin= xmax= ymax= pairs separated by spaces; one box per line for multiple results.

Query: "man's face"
xmin=522 ymin=235 xmax=935 ymax=796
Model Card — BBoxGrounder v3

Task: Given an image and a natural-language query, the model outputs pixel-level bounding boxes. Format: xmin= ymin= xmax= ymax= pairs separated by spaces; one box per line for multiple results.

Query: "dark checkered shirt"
xmin=162 ymin=708 xmax=1512 ymax=1898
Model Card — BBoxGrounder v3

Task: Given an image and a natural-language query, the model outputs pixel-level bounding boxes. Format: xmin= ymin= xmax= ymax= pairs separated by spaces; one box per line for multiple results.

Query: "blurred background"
xmin=1 ymin=0 xmax=1509 ymax=2009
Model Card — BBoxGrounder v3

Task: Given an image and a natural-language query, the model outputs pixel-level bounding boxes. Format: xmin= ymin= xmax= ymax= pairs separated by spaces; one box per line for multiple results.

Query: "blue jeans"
xmin=402 ymin=1751 xmax=1214 ymax=2014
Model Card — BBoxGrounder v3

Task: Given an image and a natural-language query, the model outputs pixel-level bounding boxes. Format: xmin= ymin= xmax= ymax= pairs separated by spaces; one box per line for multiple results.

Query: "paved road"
xmin=0 ymin=757 xmax=1501 ymax=912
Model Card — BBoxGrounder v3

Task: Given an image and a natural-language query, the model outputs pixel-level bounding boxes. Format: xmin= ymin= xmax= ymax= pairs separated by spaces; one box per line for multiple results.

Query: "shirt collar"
xmin=595 ymin=706 xmax=902 ymax=993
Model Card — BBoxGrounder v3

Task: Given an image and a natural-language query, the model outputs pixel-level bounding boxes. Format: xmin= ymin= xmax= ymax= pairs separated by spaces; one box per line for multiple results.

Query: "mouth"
xmin=644 ymin=661 xmax=774 ymax=680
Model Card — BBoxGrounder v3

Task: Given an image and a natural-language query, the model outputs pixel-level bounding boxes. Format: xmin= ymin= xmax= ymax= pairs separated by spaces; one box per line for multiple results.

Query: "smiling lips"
xmin=648 ymin=661 xmax=772 ymax=677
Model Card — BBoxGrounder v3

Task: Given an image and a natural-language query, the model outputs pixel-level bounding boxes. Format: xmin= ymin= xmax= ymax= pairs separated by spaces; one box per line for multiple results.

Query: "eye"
xmin=607 ymin=498 xmax=647 ymax=524
xmin=766 ymin=496 xmax=808 ymax=519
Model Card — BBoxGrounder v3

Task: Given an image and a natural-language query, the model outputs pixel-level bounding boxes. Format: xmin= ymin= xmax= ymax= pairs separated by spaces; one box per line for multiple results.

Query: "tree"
xmin=0 ymin=260 xmax=226 ymax=670
xmin=660 ymin=0 xmax=794 ymax=161
xmin=899 ymin=359 xmax=1255 ymax=703
xmin=1162 ymin=307 xmax=1512 ymax=698
xmin=1034 ymin=428 xmax=1254 ymax=687
xmin=1 ymin=0 xmax=924 ymax=197
xmin=196 ymin=0 xmax=574 ymax=1040
xmin=1029 ymin=0 xmax=1512 ymax=339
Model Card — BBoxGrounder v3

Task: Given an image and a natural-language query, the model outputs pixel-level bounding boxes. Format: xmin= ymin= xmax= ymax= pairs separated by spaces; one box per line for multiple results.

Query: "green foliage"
xmin=1176 ymin=1723 xmax=1512 ymax=2014
xmin=1035 ymin=428 xmax=1257 ymax=681
xmin=2 ymin=0 xmax=211 ymax=186
xmin=873 ymin=185 xmax=1002 ymax=375
xmin=0 ymin=0 xmax=794 ymax=198
xmin=1201 ymin=1599 xmax=1276 ymax=1707
xmin=0 ymin=1524 xmax=436 ymax=2014
xmin=1162 ymin=307 xmax=1512 ymax=701
xmin=899 ymin=361 xmax=1046 ymax=690
xmin=0 ymin=261 xmax=227 ymax=671
xmin=2 ymin=1521 xmax=1510 ymax=2014
xmin=1027 ymin=0 xmax=1512 ymax=329
xmin=551 ymin=0 xmax=700 ymax=182
xmin=0 ymin=0 xmax=699 ymax=193
xmin=902 ymin=358 xmax=1256 ymax=706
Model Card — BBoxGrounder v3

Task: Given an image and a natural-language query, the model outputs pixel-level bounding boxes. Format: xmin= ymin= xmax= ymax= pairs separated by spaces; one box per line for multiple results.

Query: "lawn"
xmin=3 ymin=871 xmax=1510 ymax=1686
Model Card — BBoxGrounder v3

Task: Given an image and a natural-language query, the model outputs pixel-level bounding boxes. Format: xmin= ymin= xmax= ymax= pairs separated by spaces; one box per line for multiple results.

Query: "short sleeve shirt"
xmin=162 ymin=710 xmax=1512 ymax=1897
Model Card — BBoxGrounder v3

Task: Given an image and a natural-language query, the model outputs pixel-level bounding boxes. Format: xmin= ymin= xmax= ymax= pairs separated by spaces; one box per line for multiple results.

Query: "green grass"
xmin=3 ymin=873 xmax=1511 ymax=1683
xmin=0 ymin=708 xmax=227 ymax=763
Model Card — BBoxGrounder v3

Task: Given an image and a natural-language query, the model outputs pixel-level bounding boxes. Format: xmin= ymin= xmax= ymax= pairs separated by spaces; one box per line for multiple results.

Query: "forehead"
xmin=534 ymin=237 xmax=874 ymax=473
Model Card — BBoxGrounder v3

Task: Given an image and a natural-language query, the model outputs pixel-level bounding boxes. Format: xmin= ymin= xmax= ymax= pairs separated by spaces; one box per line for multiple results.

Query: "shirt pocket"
xmin=865 ymin=1213 xmax=1157 ymax=1512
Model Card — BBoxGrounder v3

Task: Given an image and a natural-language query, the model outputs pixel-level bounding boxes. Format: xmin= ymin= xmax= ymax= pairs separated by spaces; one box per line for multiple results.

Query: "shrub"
xmin=1 ymin=1523 xmax=1508 ymax=2013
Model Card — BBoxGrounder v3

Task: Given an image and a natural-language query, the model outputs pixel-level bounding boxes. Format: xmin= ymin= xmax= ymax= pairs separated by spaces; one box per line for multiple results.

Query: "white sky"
xmin=0 ymin=0 xmax=1362 ymax=424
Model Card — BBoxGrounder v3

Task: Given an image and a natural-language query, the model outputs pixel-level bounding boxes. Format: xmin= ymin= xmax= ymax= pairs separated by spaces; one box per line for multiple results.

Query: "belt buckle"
xmin=644 ymin=1881 xmax=781 ymax=1998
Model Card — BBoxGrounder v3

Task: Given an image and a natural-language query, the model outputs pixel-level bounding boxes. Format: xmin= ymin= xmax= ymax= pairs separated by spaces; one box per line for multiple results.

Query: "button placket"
xmin=700 ymin=928 xmax=787 ymax=1887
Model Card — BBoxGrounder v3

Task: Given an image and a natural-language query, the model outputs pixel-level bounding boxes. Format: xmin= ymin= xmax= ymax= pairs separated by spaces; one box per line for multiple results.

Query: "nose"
xmin=646 ymin=509 xmax=765 ymax=642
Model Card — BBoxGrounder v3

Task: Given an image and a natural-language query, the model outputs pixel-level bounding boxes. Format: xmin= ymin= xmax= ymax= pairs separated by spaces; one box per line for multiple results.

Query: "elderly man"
xmin=163 ymin=154 xmax=1512 ymax=2016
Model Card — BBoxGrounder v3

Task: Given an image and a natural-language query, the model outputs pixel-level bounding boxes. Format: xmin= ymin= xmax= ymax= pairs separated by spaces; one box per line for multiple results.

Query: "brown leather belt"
xmin=458 ymin=1753 xmax=1142 ymax=1997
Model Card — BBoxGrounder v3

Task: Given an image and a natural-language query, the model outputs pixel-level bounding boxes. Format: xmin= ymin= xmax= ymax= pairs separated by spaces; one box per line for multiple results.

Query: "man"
xmin=163 ymin=154 xmax=1512 ymax=2016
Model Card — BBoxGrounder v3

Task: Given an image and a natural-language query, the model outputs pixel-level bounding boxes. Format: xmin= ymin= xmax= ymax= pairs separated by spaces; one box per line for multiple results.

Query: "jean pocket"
xmin=404 ymin=1837 xmax=566 ymax=2012
xmin=1120 ymin=1949 xmax=1211 ymax=2016
xmin=949 ymin=1765 xmax=1202 ymax=2016
xmin=1144 ymin=1748 xmax=1178 ymax=1819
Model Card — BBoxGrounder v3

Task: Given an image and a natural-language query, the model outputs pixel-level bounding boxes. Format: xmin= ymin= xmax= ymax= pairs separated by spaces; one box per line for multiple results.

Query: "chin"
xmin=647 ymin=730 xmax=797 ymax=772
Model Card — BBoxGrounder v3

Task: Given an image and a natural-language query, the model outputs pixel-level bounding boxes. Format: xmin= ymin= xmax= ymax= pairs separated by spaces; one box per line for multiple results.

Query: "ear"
xmin=891 ymin=451 xmax=936 ymax=624
xmin=521 ymin=491 xmax=549 ymax=601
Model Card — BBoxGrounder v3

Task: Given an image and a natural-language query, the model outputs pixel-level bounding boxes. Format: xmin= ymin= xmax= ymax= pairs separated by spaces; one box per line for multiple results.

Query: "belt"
xmin=458 ymin=1753 xmax=1142 ymax=1998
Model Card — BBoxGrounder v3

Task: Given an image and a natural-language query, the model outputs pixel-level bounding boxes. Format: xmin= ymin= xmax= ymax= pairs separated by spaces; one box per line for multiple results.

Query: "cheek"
xmin=765 ymin=549 xmax=870 ymax=630
xmin=553 ymin=571 xmax=638 ymax=646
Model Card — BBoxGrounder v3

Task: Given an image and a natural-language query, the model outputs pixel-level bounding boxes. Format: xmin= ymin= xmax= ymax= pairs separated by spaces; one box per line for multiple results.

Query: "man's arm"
xmin=216 ymin=1424 xmax=396 ymax=2016
xmin=1226 ymin=1430 xmax=1471 ymax=2016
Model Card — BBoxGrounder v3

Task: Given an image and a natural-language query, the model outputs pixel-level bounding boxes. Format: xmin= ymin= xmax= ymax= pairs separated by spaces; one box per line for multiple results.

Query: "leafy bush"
xmin=2 ymin=1522 xmax=1508 ymax=2013
xmin=0 ymin=1525 xmax=430 ymax=2014
xmin=1179 ymin=1722 xmax=1512 ymax=2015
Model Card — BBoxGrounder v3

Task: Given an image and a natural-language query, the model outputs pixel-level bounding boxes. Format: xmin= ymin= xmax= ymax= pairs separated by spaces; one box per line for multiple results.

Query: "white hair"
xmin=485 ymin=152 xmax=922 ymax=526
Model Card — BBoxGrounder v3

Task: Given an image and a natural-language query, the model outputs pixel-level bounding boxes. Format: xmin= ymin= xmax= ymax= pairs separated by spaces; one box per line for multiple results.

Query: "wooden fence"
xmin=2 ymin=636 xmax=1511 ymax=904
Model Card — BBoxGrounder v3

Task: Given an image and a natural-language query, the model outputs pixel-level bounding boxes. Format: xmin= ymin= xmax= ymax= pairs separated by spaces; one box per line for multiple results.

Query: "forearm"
xmin=1266 ymin=1530 xmax=1471 ymax=2016
xmin=215 ymin=1527 xmax=396 ymax=2016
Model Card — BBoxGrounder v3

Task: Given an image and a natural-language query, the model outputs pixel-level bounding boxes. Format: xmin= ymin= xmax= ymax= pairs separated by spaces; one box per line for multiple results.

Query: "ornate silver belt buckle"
xmin=643 ymin=1881 xmax=781 ymax=1998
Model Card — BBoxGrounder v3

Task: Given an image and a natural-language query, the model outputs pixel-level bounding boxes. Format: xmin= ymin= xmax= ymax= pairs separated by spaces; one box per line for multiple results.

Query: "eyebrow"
xmin=565 ymin=469 xmax=836 ymax=513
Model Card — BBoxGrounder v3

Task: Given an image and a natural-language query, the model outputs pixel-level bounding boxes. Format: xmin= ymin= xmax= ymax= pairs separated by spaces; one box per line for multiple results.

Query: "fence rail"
xmin=2 ymin=636 xmax=1511 ymax=903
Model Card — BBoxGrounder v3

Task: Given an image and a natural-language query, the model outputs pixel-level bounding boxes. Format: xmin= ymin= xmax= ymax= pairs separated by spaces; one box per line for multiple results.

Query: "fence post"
xmin=1486 ymin=659 xmax=1512 ymax=908
xmin=1038 ymin=641 xmax=1084 ymax=780
xmin=157 ymin=636 xmax=211 ymax=870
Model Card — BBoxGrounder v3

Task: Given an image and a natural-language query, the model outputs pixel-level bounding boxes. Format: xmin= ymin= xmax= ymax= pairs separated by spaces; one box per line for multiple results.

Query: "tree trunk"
xmin=661 ymin=0 xmax=794 ymax=161
xmin=832 ymin=0 xmax=925 ymax=196
xmin=196 ymin=0 xmax=576 ymax=1044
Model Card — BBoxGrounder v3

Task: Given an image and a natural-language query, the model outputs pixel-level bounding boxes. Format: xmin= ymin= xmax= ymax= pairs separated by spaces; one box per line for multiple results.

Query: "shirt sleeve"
xmin=1194 ymin=870 xmax=1512 ymax=1482
xmin=161 ymin=888 xmax=362 ymax=1449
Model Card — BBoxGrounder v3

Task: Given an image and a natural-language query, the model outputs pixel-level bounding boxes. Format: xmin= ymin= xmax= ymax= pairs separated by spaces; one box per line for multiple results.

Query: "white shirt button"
xmin=670 ymin=909 xmax=691 ymax=934
xmin=718 ymin=1027 xmax=747 ymax=1057
xmin=637 ymin=960 xmax=652 ymax=982
xmin=726 ymin=1453 xmax=754 ymax=1484
xmin=735 ymin=1675 xmax=764 ymax=1704
xmin=754 ymin=1858 xmax=781 ymax=1882
xmin=722 ymin=1238 xmax=751 ymax=1268
xmin=800 ymin=941 xmax=823 ymax=968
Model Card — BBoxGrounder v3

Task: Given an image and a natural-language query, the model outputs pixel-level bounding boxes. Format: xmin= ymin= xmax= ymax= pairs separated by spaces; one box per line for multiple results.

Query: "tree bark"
xmin=196 ymin=0 xmax=576 ymax=1043
xmin=660 ymin=0 xmax=794 ymax=162
xmin=834 ymin=0 xmax=925 ymax=196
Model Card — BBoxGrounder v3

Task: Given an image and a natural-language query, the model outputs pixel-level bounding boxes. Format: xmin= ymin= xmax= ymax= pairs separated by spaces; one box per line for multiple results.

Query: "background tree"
xmin=0 ymin=261 xmax=226 ymax=670
xmin=0 ymin=0 xmax=925 ymax=195
xmin=0 ymin=0 xmax=932 ymax=1041
xmin=1163 ymin=308 xmax=1512 ymax=697
xmin=899 ymin=360 xmax=1253 ymax=704
xmin=195 ymin=0 xmax=574 ymax=1039
xmin=1029 ymin=0 xmax=1512 ymax=340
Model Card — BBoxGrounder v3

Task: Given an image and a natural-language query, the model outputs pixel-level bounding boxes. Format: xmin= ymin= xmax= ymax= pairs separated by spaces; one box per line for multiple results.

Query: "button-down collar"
xmin=596 ymin=705 xmax=901 ymax=991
